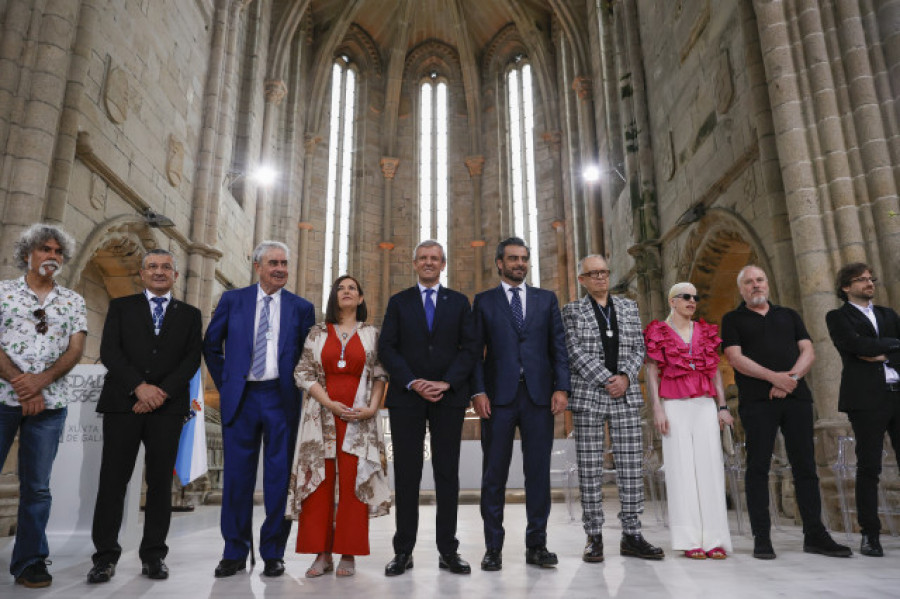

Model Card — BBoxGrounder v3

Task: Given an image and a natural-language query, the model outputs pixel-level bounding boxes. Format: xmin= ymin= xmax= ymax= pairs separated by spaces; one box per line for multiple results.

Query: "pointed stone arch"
xmin=679 ymin=207 xmax=775 ymax=326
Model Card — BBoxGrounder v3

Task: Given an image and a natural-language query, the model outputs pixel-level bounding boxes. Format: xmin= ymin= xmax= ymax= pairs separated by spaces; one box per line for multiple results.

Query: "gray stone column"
xmin=296 ymin=133 xmax=322 ymax=299
xmin=254 ymin=79 xmax=287 ymax=249
xmin=835 ymin=1 xmax=900 ymax=306
xmin=753 ymin=0 xmax=839 ymax=418
xmin=0 ymin=0 xmax=79 ymax=278
xmin=572 ymin=76 xmax=603 ymax=256
xmin=379 ymin=156 xmax=399 ymax=308
xmin=465 ymin=155 xmax=485 ymax=292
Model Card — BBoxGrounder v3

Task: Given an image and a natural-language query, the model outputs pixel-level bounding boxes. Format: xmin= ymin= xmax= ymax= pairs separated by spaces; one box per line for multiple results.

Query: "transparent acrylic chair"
xmin=550 ymin=430 xmax=579 ymax=521
xmin=832 ymin=435 xmax=898 ymax=541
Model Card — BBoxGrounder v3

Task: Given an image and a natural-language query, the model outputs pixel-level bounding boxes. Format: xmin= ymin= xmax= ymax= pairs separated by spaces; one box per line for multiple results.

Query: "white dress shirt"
xmin=247 ymin=285 xmax=282 ymax=381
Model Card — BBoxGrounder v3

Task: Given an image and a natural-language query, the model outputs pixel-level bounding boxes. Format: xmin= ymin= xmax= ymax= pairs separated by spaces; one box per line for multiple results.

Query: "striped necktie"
xmin=250 ymin=295 xmax=272 ymax=379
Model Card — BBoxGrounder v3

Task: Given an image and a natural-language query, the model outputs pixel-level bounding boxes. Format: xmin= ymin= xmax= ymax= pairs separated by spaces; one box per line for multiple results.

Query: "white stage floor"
xmin=1 ymin=500 xmax=898 ymax=598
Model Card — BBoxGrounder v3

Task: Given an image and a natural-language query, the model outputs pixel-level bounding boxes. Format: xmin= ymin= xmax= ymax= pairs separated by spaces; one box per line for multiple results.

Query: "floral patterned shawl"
xmin=286 ymin=322 xmax=391 ymax=518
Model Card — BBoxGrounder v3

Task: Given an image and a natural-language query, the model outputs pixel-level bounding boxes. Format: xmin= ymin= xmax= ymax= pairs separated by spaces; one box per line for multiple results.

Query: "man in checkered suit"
xmin=561 ymin=254 xmax=664 ymax=562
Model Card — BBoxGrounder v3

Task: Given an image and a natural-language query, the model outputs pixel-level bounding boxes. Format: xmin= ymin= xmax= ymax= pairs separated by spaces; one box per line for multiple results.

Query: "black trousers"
xmin=738 ymin=397 xmax=827 ymax=538
xmin=389 ymin=401 xmax=466 ymax=555
xmin=847 ymin=388 xmax=900 ymax=536
xmin=91 ymin=411 xmax=184 ymax=565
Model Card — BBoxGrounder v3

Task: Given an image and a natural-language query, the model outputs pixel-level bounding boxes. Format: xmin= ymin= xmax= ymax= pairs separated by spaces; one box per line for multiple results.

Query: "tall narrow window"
xmin=507 ymin=62 xmax=540 ymax=286
xmin=322 ymin=59 xmax=357 ymax=310
xmin=419 ymin=77 xmax=449 ymax=285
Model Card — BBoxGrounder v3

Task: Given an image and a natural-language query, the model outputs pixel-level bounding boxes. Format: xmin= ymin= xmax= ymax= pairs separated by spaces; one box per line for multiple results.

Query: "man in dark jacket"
xmin=826 ymin=262 xmax=900 ymax=557
xmin=88 ymin=249 xmax=202 ymax=583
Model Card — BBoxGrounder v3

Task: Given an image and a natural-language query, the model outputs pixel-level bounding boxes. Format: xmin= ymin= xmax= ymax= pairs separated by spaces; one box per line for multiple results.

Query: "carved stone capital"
xmin=465 ymin=156 xmax=485 ymax=178
xmin=551 ymin=220 xmax=565 ymax=231
xmin=380 ymin=157 xmax=400 ymax=179
xmin=298 ymin=222 xmax=314 ymax=231
xmin=379 ymin=242 xmax=395 ymax=250
xmin=304 ymin=133 xmax=323 ymax=152
xmin=572 ymin=76 xmax=592 ymax=101
xmin=264 ymin=79 xmax=287 ymax=105
xmin=542 ymin=130 xmax=562 ymax=150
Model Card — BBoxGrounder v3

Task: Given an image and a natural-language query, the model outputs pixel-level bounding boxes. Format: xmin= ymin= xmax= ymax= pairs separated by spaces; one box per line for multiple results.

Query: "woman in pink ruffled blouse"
xmin=644 ymin=282 xmax=734 ymax=559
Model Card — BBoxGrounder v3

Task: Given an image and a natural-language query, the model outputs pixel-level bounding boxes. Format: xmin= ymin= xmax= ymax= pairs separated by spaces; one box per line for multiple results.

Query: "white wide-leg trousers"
xmin=661 ymin=397 xmax=733 ymax=552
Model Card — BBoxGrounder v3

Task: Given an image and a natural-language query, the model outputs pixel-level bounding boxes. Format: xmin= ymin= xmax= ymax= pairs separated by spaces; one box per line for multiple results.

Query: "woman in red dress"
xmin=644 ymin=282 xmax=734 ymax=559
xmin=288 ymin=276 xmax=391 ymax=577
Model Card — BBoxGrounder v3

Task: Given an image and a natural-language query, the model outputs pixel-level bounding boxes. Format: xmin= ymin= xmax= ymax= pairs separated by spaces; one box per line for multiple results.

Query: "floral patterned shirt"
xmin=0 ymin=276 xmax=88 ymax=408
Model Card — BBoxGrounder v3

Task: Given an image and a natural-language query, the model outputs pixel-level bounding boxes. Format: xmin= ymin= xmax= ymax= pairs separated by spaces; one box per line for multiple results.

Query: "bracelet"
xmin=718 ymin=405 xmax=729 ymax=411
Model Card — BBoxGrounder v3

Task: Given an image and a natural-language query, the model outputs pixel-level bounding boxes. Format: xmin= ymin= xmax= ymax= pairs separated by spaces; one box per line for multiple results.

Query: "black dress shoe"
xmin=481 ymin=549 xmax=502 ymax=571
xmin=142 ymin=559 xmax=169 ymax=580
xmin=752 ymin=536 xmax=776 ymax=560
xmin=860 ymin=534 xmax=884 ymax=557
xmin=525 ymin=545 xmax=558 ymax=567
xmin=87 ymin=563 xmax=116 ymax=584
xmin=583 ymin=534 xmax=604 ymax=563
xmin=384 ymin=553 xmax=413 ymax=576
xmin=214 ymin=559 xmax=246 ymax=578
xmin=438 ymin=553 xmax=471 ymax=574
xmin=263 ymin=559 xmax=286 ymax=577
xmin=620 ymin=533 xmax=664 ymax=560
xmin=803 ymin=532 xmax=852 ymax=557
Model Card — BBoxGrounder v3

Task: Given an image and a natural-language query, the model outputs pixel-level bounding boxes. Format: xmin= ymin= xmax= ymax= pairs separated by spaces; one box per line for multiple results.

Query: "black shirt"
xmin=721 ymin=301 xmax=812 ymax=402
xmin=589 ymin=296 xmax=619 ymax=374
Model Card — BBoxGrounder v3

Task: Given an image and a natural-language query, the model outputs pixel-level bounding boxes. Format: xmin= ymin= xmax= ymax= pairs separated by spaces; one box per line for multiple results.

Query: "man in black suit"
xmin=472 ymin=237 xmax=570 ymax=571
xmin=87 ymin=249 xmax=202 ymax=583
xmin=379 ymin=240 xmax=478 ymax=576
xmin=826 ymin=262 xmax=900 ymax=557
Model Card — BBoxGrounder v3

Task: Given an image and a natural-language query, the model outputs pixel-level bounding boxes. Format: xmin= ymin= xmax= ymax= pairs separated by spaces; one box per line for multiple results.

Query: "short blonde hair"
xmin=667 ymin=281 xmax=696 ymax=301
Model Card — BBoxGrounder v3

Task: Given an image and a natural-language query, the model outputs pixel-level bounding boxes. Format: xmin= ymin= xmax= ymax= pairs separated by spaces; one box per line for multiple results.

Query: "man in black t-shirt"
xmin=721 ymin=265 xmax=850 ymax=560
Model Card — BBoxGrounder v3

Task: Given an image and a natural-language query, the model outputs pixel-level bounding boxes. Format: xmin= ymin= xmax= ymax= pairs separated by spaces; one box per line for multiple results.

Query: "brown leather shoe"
xmin=583 ymin=534 xmax=604 ymax=563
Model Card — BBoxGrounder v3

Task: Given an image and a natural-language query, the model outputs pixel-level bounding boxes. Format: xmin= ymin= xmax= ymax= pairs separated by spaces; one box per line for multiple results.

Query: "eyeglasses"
xmin=850 ymin=276 xmax=877 ymax=284
xmin=673 ymin=294 xmax=700 ymax=302
xmin=579 ymin=269 xmax=611 ymax=280
xmin=34 ymin=309 xmax=48 ymax=335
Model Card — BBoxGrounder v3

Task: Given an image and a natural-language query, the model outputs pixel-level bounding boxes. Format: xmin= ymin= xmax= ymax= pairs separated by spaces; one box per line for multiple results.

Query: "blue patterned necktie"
xmin=251 ymin=295 xmax=272 ymax=379
xmin=424 ymin=288 xmax=436 ymax=332
xmin=510 ymin=287 xmax=524 ymax=331
xmin=151 ymin=297 xmax=167 ymax=335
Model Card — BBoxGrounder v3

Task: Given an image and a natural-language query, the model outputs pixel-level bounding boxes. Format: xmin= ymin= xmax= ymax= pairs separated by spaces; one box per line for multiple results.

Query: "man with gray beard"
xmin=0 ymin=224 xmax=87 ymax=588
xmin=721 ymin=265 xmax=849 ymax=560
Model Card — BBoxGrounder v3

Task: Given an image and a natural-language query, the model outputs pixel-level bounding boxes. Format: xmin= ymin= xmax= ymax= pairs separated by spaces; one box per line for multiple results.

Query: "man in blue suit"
xmin=203 ymin=241 xmax=315 ymax=578
xmin=379 ymin=240 xmax=478 ymax=576
xmin=472 ymin=237 xmax=570 ymax=571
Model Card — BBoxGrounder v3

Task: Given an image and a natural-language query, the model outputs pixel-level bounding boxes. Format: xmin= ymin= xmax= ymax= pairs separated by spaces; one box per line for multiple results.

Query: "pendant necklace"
xmin=336 ymin=323 xmax=357 ymax=369
xmin=598 ymin=301 xmax=614 ymax=337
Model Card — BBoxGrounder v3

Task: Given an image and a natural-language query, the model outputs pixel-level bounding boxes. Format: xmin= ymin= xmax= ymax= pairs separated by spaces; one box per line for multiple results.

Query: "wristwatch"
xmin=718 ymin=405 xmax=729 ymax=411
xmin=789 ymin=374 xmax=799 ymax=381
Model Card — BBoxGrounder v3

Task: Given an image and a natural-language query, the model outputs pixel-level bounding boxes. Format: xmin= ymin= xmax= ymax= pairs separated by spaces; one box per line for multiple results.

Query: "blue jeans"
xmin=0 ymin=404 xmax=67 ymax=576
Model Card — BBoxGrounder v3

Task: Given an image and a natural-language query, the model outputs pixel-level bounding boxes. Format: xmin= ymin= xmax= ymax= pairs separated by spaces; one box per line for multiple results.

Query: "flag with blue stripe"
xmin=175 ymin=369 xmax=208 ymax=486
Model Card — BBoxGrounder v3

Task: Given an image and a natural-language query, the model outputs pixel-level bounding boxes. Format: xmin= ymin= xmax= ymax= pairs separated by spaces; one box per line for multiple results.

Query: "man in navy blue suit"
xmin=203 ymin=241 xmax=315 ymax=578
xmin=379 ymin=240 xmax=478 ymax=576
xmin=472 ymin=237 xmax=570 ymax=571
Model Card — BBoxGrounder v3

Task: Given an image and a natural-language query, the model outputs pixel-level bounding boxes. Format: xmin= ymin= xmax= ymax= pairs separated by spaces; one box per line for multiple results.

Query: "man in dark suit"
xmin=826 ymin=262 xmax=900 ymax=557
xmin=379 ymin=240 xmax=478 ymax=576
xmin=87 ymin=249 xmax=202 ymax=583
xmin=472 ymin=237 xmax=570 ymax=571
xmin=203 ymin=241 xmax=315 ymax=578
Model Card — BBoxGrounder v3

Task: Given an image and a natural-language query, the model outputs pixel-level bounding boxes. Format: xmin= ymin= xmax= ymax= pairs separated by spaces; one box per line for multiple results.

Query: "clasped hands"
xmin=11 ymin=372 xmax=49 ymax=416
xmin=327 ymin=399 xmax=377 ymax=422
xmin=411 ymin=379 xmax=450 ymax=402
xmin=768 ymin=371 xmax=799 ymax=400
xmin=134 ymin=382 xmax=168 ymax=413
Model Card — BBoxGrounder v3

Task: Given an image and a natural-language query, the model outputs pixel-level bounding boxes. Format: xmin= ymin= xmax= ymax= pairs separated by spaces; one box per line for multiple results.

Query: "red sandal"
xmin=683 ymin=548 xmax=707 ymax=559
xmin=706 ymin=547 xmax=727 ymax=559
